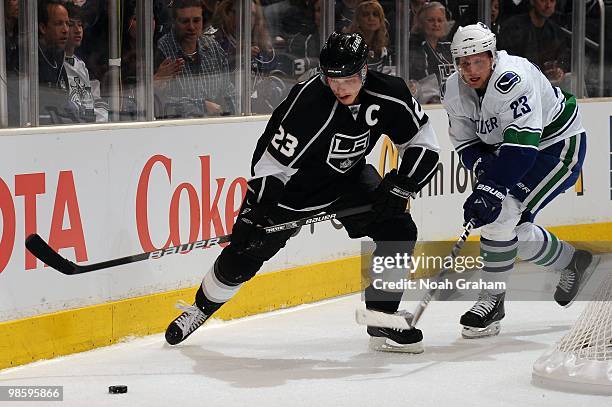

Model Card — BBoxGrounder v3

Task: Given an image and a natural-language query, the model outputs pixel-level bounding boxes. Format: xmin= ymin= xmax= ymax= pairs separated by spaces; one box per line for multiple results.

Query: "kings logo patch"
xmin=326 ymin=130 xmax=370 ymax=173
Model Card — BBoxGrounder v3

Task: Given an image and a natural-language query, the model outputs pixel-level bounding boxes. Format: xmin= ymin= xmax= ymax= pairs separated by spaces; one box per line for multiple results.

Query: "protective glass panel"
xmin=4 ymin=0 xmax=19 ymax=127
xmin=408 ymin=0 xmax=470 ymax=105
xmin=246 ymin=0 xmax=309 ymax=114
xmin=34 ymin=1 xmax=111 ymax=124
xmin=496 ymin=0 xmax=572 ymax=94
xmin=154 ymin=0 xmax=238 ymax=119
xmin=343 ymin=0 xmax=397 ymax=76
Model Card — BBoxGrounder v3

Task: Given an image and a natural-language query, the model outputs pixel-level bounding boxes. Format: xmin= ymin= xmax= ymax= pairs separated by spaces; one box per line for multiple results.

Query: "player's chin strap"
xmin=355 ymin=219 xmax=475 ymax=330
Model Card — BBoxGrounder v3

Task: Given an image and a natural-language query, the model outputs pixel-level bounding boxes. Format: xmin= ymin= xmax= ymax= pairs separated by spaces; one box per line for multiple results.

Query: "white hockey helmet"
xmin=450 ymin=22 xmax=497 ymax=70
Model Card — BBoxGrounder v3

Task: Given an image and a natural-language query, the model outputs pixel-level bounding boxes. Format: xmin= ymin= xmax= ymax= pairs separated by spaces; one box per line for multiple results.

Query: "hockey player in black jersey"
xmin=165 ymin=32 xmax=440 ymax=353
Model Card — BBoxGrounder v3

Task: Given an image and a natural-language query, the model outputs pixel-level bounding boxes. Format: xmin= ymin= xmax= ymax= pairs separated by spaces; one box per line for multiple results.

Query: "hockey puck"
xmin=108 ymin=385 xmax=128 ymax=394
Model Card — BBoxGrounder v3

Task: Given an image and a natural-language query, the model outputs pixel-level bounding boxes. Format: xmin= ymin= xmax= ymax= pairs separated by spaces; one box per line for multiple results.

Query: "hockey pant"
xmin=479 ymin=133 xmax=587 ymax=292
xmin=197 ymin=164 xmax=418 ymax=315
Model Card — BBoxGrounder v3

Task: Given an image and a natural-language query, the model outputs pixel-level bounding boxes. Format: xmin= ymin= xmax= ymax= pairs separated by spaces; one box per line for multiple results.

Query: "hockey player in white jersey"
xmin=164 ymin=32 xmax=440 ymax=352
xmin=64 ymin=2 xmax=108 ymax=122
xmin=442 ymin=23 xmax=599 ymax=339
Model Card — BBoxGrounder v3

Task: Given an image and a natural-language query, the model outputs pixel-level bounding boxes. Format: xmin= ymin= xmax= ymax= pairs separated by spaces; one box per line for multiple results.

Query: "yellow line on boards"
xmin=1 ymin=222 xmax=610 ymax=370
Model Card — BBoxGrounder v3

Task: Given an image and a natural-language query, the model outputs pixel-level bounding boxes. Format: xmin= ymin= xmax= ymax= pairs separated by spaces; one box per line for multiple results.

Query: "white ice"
xmin=1 ymin=259 xmax=612 ymax=407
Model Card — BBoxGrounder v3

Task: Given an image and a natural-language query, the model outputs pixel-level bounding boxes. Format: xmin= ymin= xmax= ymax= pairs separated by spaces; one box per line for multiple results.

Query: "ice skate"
xmin=165 ymin=301 xmax=213 ymax=345
xmin=460 ymin=291 xmax=505 ymax=339
xmin=367 ymin=311 xmax=424 ymax=353
xmin=554 ymin=250 xmax=600 ymax=308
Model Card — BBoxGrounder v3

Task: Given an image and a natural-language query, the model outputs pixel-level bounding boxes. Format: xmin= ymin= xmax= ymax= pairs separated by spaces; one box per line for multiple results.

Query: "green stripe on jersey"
xmin=503 ymin=128 xmax=540 ymax=147
xmin=542 ymin=90 xmax=577 ymax=139
xmin=526 ymin=135 xmax=576 ymax=211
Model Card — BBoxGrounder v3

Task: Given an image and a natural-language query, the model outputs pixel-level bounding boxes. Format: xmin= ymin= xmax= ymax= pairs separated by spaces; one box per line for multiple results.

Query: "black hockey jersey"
xmin=251 ymin=70 xmax=440 ymax=211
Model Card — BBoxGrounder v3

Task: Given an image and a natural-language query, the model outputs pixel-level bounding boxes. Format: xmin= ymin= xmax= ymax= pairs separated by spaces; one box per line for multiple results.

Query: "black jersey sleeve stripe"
xmin=405 ymin=147 xmax=426 ymax=178
xmin=281 ymin=75 xmax=321 ymax=123
xmin=287 ymin=100 xmax=339 ymax=168
xmin=398 ymin=147 xmax=439 ymax=188
xmin=246 ymin=175 xmax=285 ymax=206
xmin=364 ymin=89 xmax=420 ymax=129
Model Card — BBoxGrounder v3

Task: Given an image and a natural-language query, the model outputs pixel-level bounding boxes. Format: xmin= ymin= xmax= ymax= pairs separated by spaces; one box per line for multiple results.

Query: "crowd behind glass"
xmin=2 ymin=0 xmax=610 ymax=127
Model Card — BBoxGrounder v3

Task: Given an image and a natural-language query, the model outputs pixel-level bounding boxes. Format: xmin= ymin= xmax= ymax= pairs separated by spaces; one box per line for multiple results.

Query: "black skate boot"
xmin=165 ymin=301 xmax=212 ymax=345
xmin=367 ymin=311 xmax=424 ymax=353
xmin=460 ymin=291 xmax=505 ymax=339
xmin=554 ymin=250 xmax=600 ymax=308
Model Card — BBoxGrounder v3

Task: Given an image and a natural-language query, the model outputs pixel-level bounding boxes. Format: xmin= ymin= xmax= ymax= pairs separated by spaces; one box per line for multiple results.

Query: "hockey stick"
xmin=355 ymin=219 xmax=475 ymax=330
xmin=25 ymin=204 xmax=372 ymax=276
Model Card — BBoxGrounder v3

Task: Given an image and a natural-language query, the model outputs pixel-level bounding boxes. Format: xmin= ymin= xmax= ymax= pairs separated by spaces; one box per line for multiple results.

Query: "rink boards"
xmin=0 ymin=100 xmax=611 ymax=369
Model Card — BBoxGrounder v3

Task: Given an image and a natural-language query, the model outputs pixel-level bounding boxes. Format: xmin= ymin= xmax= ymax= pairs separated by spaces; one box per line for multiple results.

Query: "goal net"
xmin=532 ymin=267 xmax=612 ymax=395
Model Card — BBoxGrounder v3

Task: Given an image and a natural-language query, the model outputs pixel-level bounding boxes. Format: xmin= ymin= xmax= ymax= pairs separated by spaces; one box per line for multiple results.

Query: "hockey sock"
xmin=198 ymin=261 xmax=242 ymax=314
xmin=479 ymin=237 xmax=518 ymax=295
xmin=364 ymin=284 xmax=404 ymax=313
xmin=516 ymin=222 xmax=575 ymax=270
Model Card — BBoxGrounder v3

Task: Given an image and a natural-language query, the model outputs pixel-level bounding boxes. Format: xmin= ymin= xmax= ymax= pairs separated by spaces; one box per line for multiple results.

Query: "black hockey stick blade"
xmin=25 ymin=204 xmax=373 ymax=276
xmin=25 ymin=234 xmax=79 ymax=275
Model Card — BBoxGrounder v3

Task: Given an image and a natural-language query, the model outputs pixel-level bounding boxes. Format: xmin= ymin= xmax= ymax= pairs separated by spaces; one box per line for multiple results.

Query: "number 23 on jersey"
xmin=271 ymin=125 xmax=299 ymax=157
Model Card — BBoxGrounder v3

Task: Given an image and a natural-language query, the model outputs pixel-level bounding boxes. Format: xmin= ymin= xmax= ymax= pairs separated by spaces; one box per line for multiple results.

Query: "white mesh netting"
xmin=533 ymin=268 xmax=612 ymax=394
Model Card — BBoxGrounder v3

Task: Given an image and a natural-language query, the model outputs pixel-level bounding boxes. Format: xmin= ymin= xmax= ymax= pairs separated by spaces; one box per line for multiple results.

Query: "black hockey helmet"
xmin=319 ymin=32 xmax=369 ymax=78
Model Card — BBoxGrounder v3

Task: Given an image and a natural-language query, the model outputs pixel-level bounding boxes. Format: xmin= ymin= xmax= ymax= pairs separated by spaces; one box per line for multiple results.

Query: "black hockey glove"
xmin=463 ymin=179 xmax=507 ymax=228
xmin=231 ymin=201 xmax=272 ymax=254
xmin=373 ymin=169 xmax=418 ymax=222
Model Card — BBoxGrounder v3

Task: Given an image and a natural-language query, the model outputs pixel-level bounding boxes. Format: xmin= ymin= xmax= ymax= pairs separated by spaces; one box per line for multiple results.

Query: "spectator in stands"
xmin=283 ymin=0 xmax=321 ymax=80
xmin=285 ymin=0 xmax=321 ymax=54
xmin=498 ymin=0 xmax=530 ymax=23
xmin=4 ymin=0 xmax=19 ymax=127
xmin=491 ymin=0 xmax=501 ymax=34
xmin=119 ymin=2 xmax=187 ymax=119
xmin=38 ymin=0 xmax=76 ymax=124
xmin=4 ymin=0 xmax=18 ymax=71
xmin=409 ymin=1 xmax=454 ymax=104
xmin=274 ymin=0 xmax=314 ymax=39
xmin=335 ymin=0 xmax=363 ymax=32
xmin=63 ymin=2 xmax=109 ymax=122
xmin=409 ymin=0 xmax=427 ymax=33
xmin=346 ymin=0 xmax=393 ymax=74
xmin=498 ymin=0 xmax=569 ymax=85
xmin=202 ymin=0 xmax=220 ymax=29
xmin=155 ymin=0 xmax=236 ymax=118
xmin=212 ymin=0 xmax=275 ymax=72
xmin=212 ymin=0 xmax=284 ymax=113
xmin=120 ymin=5 xmax=153 ymax=119
xmin=78 ymin=0 xmax=109 ymax=94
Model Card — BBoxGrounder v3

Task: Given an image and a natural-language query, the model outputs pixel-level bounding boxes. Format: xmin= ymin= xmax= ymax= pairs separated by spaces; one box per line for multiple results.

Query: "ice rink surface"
xmin=2 ymin=258 xmax=612 ymax=407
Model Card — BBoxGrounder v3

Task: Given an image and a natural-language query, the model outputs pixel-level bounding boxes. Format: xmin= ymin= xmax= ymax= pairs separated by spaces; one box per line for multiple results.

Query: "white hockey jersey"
xmin=63 ymin=55 xmax=109 ymax=123
xmin=442 ymin=51 xmax=584 ymax=155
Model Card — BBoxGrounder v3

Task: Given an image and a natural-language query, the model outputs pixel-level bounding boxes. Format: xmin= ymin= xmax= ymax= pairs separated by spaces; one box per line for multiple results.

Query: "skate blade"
xmin=563 ymin=255 xmax=602 ymax=309
xmin=461 ymin=321 xmax=501 ymax=339
xmin=368 ymin=337 xmax=424 ymax=354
